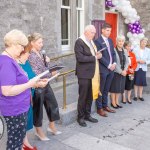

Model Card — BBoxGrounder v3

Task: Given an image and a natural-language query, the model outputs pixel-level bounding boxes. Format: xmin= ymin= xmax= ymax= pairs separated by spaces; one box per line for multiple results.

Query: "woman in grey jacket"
xmin=110 ymin=35 xmax=129 ymax=109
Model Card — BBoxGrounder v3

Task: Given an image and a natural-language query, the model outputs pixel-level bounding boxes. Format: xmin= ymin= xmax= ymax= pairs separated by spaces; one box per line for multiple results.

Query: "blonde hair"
xmin=4 ymin=29 xmax=28 ymax=47
xmin=116 ymin=35 xmax=126 ymax=41
xmin=28 ymin=33 xmax=43 ymax=42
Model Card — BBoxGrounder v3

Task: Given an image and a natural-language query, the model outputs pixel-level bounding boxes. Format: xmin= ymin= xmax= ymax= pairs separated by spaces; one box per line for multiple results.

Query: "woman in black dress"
xmin=110 ymin=35 xmax=129 ymax=109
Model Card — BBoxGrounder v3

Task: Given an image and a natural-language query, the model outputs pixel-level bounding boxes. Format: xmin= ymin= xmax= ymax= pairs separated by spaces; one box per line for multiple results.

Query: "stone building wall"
xmin=0 ymin=0 xmax=61 ymax=55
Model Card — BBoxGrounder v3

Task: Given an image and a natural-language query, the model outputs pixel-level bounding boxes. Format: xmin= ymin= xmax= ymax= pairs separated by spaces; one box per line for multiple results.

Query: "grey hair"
xmin=140 ymin=37 xmax=148 ymax=42
xmin=84 ymin=25 xmax=96 ymax=32
xmin=116 ymin=35 xmax=126 ymax=41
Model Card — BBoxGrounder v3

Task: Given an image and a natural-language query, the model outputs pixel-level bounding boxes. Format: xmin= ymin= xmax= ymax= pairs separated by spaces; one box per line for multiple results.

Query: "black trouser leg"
xmin=33 ymin=88 xmax=44 ymax=127
xmin=44 ymin=85 xmax=60 ymax=122
xmin=77 ymin=78 xmax=92 ymax=119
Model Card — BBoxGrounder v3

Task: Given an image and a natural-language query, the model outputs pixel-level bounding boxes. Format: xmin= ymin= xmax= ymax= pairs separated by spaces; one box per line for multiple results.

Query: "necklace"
xmin=4 ymin=50 xmax=14 ymax=59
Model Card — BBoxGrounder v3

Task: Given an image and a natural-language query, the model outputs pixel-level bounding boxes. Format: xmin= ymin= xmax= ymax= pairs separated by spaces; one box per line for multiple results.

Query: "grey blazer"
xmin=114 ymin=48 xmax=129 ymax=74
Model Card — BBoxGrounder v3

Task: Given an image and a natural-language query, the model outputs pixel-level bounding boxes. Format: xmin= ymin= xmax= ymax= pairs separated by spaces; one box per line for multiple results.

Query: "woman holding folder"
xmin=28 ymin=33 xmax=61 ymax=141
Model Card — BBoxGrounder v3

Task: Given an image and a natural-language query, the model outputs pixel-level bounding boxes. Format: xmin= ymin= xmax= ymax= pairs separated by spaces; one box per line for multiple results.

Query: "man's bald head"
xmin=84 ymin=25 xmax=96 ymax=41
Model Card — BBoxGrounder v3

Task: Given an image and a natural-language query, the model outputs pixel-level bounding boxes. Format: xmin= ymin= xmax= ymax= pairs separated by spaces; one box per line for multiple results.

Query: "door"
xmin=105 ymin=13 xmax=118 ymax=47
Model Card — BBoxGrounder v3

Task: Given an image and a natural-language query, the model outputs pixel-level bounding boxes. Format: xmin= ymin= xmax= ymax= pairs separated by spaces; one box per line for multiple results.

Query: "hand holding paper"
xmin=33 ymin=70 xmax=49 ymax=81
xmin=47 ymin=72 xmax=60 ymax=82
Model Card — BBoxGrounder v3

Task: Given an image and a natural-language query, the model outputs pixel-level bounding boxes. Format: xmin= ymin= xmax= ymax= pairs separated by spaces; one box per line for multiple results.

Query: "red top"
xmin=127 ymin=51 xmax=137 ymax=75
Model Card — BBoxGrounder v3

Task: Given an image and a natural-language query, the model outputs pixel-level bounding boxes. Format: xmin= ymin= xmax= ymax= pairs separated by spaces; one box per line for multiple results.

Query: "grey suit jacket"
xmin=114 ymin=48 xmax=129 ymax=74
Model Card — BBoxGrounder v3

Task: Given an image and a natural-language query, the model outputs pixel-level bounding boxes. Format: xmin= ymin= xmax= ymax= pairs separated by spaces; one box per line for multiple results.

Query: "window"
xmin=76 ymin=0 xmax=84 ymax=37
xmin=61 ymin=0 xmax=70 ymax=50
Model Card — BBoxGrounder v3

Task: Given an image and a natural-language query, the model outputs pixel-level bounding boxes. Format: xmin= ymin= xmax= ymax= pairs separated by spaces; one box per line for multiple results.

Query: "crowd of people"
xmin=74 ymin=23 xmax=150 ymax=127
xmin=0 ymin=22 xmax=149 ymax=150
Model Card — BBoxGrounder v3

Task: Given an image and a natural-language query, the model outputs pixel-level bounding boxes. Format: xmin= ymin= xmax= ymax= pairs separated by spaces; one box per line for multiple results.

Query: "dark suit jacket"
xmin=94 ymin=36 xmax=116 ymax=74
xmin=74 ymin=38 xmax=96 ymax=79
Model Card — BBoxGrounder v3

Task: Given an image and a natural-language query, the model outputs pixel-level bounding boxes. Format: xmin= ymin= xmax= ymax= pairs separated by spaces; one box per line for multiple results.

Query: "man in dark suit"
xmin=74 ymin=25 xmax=102 ymax=127
xmin=94 ymin=23 xmax=116 ymax=117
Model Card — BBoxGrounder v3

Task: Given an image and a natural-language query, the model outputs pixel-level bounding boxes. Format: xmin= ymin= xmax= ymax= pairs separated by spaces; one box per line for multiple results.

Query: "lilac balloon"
xmin=128 ymin=24 xmax=133 ymax=29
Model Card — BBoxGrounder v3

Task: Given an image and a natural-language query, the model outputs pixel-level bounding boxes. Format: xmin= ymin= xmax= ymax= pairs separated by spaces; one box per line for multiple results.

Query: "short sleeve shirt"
xmin=0 ymin=55 xmax=30 ymax=116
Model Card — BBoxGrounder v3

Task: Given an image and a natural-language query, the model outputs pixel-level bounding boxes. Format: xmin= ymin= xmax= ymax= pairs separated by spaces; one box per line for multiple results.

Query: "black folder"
xmin=49 ymin=65 xmax=65 ymax=72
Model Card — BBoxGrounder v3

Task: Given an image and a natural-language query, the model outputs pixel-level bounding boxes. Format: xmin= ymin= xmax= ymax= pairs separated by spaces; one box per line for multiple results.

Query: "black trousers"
xmin=77 ymin=78 xmax=93 ymax=119
xmin=33 ymin=84 xmax=60 ymax=127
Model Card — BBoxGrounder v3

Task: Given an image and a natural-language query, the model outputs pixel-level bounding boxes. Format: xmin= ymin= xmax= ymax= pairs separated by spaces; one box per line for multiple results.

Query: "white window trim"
xmin=76 ymin=0 xmax=84 ymax=38
xmin=61 ymin=0 xmax=71 ymax=51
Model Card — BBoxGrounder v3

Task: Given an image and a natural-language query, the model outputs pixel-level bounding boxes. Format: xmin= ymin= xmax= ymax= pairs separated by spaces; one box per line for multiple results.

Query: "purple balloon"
xmin=137 ymin=27 xmax=140 ymax=31
xmin=136 ymin=30 xmax=139 ymax=34
xmin=135 ymin=21 xmax=140 ymax=25
xmin=132 ymin=29 xmax=136 ymax=33
xmin=128 ymin=24 xmax=133 ymax=29
xmin=108 ymin=1 xmax=112 ymax=6
xmin=133 ymin=25 xmax=137 ymax=29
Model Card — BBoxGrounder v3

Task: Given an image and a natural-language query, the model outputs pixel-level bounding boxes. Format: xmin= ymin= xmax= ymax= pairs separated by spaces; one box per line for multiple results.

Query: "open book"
xmin=49 ymin=65 xmax=65 ymax=72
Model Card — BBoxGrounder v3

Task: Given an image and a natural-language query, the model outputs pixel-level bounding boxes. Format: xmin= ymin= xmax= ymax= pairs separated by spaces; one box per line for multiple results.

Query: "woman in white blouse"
xmin=133 ymin=37 xmax=150 ymax=101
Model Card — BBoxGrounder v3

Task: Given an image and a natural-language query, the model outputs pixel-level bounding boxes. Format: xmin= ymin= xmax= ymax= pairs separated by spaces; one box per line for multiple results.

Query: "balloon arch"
xmin=105 ymin=0 xmax=145 ymax=47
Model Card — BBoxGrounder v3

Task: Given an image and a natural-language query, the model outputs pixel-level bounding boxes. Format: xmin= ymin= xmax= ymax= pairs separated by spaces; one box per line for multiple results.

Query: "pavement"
xmin=1 ymin=72 xmax=150 ymax=150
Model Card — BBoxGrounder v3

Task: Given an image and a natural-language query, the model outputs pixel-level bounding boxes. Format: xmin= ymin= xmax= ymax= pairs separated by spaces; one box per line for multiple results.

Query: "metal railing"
xmin=50 ymin=53 xmax=76 ymax=109
xmin=58 ymin=70 xmax=75 ymax=109
xmin=50 ymin=52 xmax=75 ymax=61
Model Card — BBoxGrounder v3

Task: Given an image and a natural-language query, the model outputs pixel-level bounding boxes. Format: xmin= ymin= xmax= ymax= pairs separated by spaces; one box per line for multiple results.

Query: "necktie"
xmin=105 ymin=39 xmax=112 ymax=64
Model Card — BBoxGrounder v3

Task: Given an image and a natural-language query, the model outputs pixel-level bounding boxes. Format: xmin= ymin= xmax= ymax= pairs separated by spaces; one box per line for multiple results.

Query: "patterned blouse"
xmin=28 ymin=50 xmax=51 ymax=78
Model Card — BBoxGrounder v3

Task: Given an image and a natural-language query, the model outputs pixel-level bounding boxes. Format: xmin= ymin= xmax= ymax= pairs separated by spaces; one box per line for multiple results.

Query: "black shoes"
xmin=122 ymin=101 xmax=126 ymax=104
xmin=133 ymin=97 xmax=138 ymax=101
xmin=133 ymin=97 xmax=144 ymax=101
xmin=139 ymin=97 xmax=144 ymax=101
xmin=127 ymin=101 xmax=132 ymax=104
xmin=77 ymin=116 xmax=98 ymax=127
xmin=111 ymin=103 xmax=119 ymax=109
xmin=116 ymin=104 xmax=123 ymax=108
xmin=77 ymin=119 xmax=87 ymax=127
xmin=85 ymin=116 xmax=98 ymax=123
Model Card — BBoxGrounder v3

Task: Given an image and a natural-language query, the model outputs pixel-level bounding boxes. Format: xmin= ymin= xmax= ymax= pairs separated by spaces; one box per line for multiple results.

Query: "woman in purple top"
xmin=0 ymin=29 xmax=48 ymax=150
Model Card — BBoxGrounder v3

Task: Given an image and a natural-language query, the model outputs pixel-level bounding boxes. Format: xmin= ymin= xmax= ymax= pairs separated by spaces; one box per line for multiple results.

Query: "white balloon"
xmin=122 ymin=12 xmax=128 ymax=17
xmin=133 ymin=34 xmax=138 ymax=38
xmin=112 ymin=0 xmax=119 ymax=5
xmin=127 ymin=32 xmax=132 ymax=38
xmin=124 ymin=19 xmax=129 ymax=24
xmin=137 ymin=16 xmax=140 ymax=20
xmin=138 ymin=33 xmax=145 ymax=39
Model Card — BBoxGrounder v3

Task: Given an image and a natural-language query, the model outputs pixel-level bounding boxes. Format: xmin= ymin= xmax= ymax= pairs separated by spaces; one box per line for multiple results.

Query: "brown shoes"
xmin=103 ymin=106 xmax=116 ymax=113
xmin=97 ymin=109 xmax=108 ymax=117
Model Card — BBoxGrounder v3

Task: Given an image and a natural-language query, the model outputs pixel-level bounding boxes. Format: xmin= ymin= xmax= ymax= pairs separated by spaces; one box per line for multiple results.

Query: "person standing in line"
xmin=109 ymin=35 xmax=129 ymax=109
xmin=133 ymin=38 xmax=150 ymax=101
xmin=122 ymin=41 xmax=137 ymax=104
xmin=94 ymin=23 xmax=116 ymax=117
xmin=74 ymin=25 xmax=102 ymax=127
xmin=28 ymin=33 xmax=61 ymax=141
xmin=18 ymin=43 xmax=49 ymax=150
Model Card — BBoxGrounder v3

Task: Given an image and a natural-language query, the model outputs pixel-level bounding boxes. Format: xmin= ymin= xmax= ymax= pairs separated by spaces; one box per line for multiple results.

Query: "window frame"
xmin=61 ymin=0 xmax=71 ymax=51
